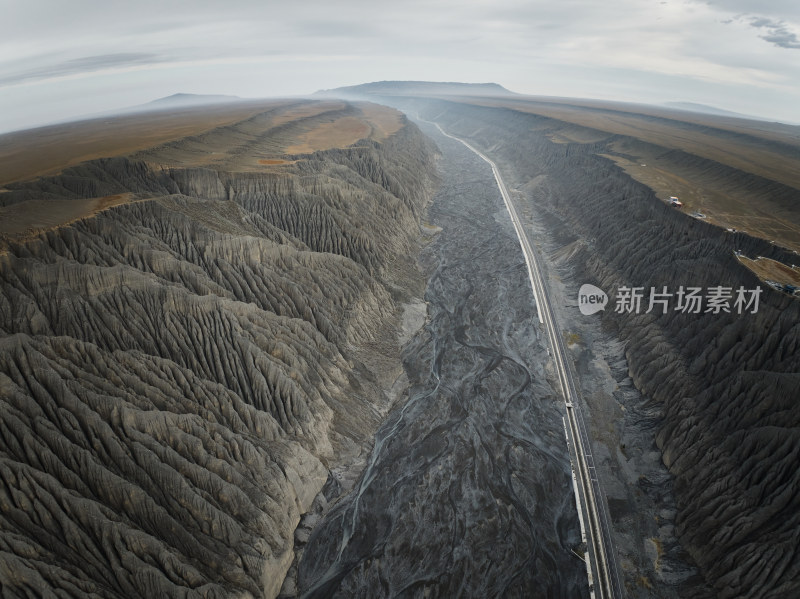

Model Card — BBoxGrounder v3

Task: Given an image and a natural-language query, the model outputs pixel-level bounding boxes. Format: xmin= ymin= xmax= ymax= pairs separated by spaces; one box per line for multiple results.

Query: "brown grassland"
xmin=284 ymin=102 xmax=403 ymax=154
xmin=0 ymin=100 xmax=294 ymax=186
xmin=449 ymin=95 xmax=800 ymax=288
xmin=737 ymin=255 xmax=800 ymax=287
xmin=0 ymin=99 xmax=404 ymax=246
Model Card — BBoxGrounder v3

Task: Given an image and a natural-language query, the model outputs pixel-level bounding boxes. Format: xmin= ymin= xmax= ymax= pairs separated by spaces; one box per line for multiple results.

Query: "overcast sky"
xmin=2 ymin=0 xmax=799 ymax=133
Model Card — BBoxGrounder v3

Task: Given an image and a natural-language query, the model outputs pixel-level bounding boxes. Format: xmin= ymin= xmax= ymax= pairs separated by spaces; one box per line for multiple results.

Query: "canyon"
xmin=2 ymin=86 xmax=800 ymax=598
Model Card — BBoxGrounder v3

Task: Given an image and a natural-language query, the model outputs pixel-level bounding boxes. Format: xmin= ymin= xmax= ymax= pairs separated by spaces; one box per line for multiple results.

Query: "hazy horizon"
xmin=2 ymin=0 xmax=800 ymax=133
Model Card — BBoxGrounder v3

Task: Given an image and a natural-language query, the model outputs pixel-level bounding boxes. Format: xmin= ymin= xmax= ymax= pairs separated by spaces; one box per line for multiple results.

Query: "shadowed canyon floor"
xmin=294 ymin=119 xmax=589 ymax=599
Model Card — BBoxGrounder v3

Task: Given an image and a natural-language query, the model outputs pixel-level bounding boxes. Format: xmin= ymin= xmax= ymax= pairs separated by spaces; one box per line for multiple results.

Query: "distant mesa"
xmin=316 ymin=80 xmax=516 ymax=98
xmin=146 ymin=93 xmax=243 ymax=107
xmin=68 ymin=93 xmax=248 ymax=124
xmin=663 ymin=101 xmax=762 ymax=120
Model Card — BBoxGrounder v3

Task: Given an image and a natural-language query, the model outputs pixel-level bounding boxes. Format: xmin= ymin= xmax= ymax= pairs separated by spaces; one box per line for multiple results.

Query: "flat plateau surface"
xmin=467 ymin=96 xmax=800 ymax=252
xmin=0 ymin=99 xmax=403 ymax=186
xmin=0 ymin=100 xmax=287 ymax=185
xmin=0 ymin=99 xmax=405 ymax=246
xmin=462 ymin=96 xmax=800 ymax=189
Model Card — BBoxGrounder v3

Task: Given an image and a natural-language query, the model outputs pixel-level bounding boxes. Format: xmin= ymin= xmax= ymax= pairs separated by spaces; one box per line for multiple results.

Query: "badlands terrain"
xmin=329 ymin=83 xmax=800 ymax=598
xmin=1 ymin=83 xmax=800 ymax=598
xmin=0 ymin=98 xmax=437 ymax=597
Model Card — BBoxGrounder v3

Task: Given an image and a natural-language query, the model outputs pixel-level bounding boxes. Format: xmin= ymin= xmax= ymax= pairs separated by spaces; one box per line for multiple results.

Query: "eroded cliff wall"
xmin=0 ymin=116 xmax=437 ymax=597
xmin=413 ymin=99 xmax=800 ymax=598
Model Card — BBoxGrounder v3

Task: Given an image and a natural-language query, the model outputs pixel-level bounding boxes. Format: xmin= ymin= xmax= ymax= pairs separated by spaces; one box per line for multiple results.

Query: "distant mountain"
xmin=146 ymin=93 xmax=242 ymax=107
xmin=662 ymin=101 xmax=760 ymax=120
xmin=90 ymin=93 xmax=244 ymax=120
xmin=316 ymin=81 xmax=516 ymax=98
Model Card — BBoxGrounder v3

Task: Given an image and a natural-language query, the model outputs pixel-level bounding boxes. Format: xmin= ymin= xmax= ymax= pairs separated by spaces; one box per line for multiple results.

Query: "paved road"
xmin=427 ymin=120 xmax=625 ymax=599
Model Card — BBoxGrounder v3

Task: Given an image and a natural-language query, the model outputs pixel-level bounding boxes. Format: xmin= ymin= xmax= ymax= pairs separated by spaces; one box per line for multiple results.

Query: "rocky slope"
xmin=403 ymin=98 xmax=800 ymax=598
xmin=0 ymin=103 xmax=437 ymax=597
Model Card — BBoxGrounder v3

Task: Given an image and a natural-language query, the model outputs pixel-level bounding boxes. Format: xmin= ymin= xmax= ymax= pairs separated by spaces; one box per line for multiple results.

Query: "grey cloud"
xmin=705 ymin=0 xmax=800 ymax=19
xmin=748 ymin=17 xmax=800 ymax=49
xmin=761 ymin=29 xmax=800 ymax=48
xmin=0 ymin=53 xmax=163 ymax=86
xmin=750 ymin=17 xmax=777 ymax=28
